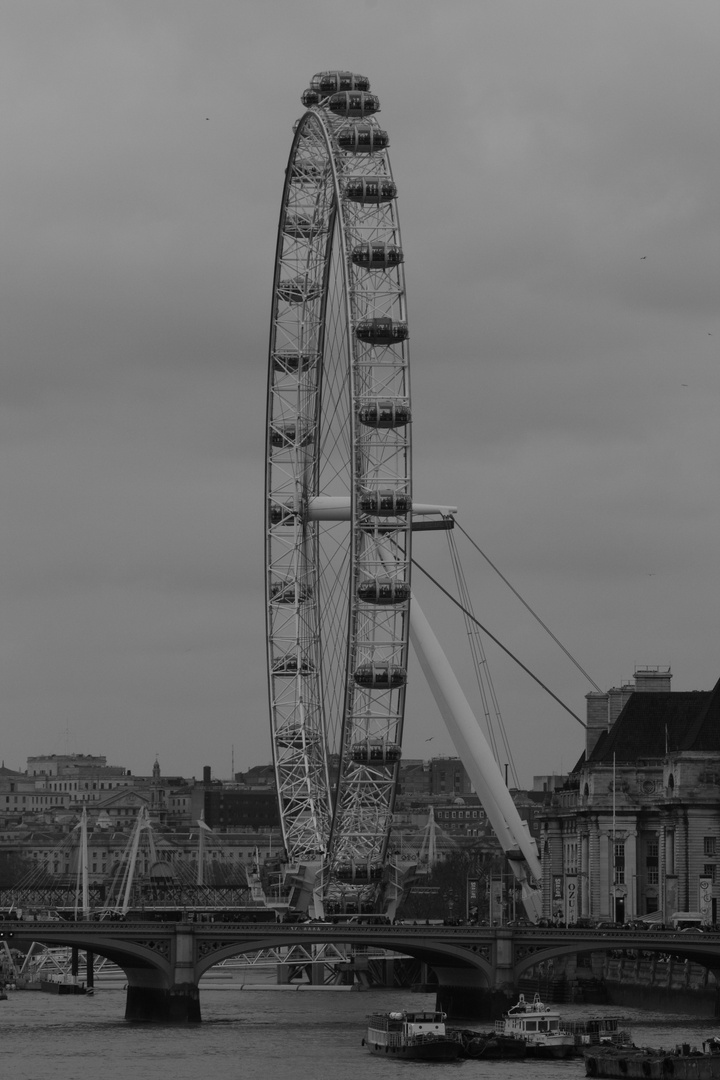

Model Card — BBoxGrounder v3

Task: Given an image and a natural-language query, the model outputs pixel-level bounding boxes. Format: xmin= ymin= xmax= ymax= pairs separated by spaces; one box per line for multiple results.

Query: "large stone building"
xmin=539 ymin=666 xmax=720 ymax=924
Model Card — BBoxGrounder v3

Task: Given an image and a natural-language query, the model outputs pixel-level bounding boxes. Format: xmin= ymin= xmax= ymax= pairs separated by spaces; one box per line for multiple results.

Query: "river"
xmin=2 ymin=986 xmax=717 ymax=1080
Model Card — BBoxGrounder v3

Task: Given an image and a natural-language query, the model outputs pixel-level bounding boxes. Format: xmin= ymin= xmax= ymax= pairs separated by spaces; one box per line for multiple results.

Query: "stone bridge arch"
xmin=193 ymin=928 xmax=495 ymax=987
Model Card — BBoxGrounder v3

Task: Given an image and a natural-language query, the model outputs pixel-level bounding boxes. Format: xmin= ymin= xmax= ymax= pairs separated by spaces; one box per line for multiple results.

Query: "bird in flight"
xmin=640 ymin=256 xmax=647 ymax=259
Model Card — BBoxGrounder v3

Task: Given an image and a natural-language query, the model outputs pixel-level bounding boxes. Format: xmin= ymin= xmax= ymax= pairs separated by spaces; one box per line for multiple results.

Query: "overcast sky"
xmin=1 ymin=1 xmax=718 ymax=786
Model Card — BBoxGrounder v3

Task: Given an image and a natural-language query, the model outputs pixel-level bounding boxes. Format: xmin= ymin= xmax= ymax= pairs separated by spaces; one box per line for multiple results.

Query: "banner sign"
xmin=565 ymin=875 xmax=578 ymax=924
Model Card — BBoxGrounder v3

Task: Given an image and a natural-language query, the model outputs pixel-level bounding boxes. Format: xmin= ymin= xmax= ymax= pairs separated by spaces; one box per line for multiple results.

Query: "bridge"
xmin=4 ymin=920 xmax=720 ymax=1022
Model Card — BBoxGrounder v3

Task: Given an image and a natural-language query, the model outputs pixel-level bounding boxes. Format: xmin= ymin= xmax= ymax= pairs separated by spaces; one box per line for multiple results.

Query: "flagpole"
xmin=197 ymin=811 xmax=205 ymax=887
xmin=612 ymin=753 xmax=616 ymax=921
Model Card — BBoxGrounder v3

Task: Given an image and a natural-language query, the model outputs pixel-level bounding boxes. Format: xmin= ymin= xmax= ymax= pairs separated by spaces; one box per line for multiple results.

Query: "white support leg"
xmin=409 ymin=594 xmax=543 ymax=918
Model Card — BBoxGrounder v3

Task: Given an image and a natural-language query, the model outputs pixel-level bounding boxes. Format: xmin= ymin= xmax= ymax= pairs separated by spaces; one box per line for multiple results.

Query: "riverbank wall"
xmin=601 ymin=954 xmax=719 ymax=1017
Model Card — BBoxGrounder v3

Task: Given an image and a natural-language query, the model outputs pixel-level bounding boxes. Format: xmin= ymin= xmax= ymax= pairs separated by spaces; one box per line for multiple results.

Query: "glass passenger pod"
xmin=270 ymin=422 xmax=314 ymax=448
xmin=351 ymin=740 xmax=402 ymax=764
xmin=305 ymin=71 xmax=371 ymax=100
xmin=358 ymin=400 xmax=411 ymax=429
xmin=272 ymin=351 xmax=319 ymax=373
xmin=336 ymin=125 xmax=389 ymax=154
xmin=359 ymin=489 xmax=411 ymax=516
xmin=344 ymin=177 xmax=397 ymax=204
xmin=283 ymin=215 xmax=327 ymax=240
xmin=277 ymin=727 xmax=318 ymax=749
xmin=351 ymin=242 xmax=404 ymax=270
xmin=277 ymin=276 xmax=322 ymax=304
xmin=270 ymin=580 xmax=312 ymax=605
xmin=353 ymin=663 xmax=407 ymax=689
xmin=357 ymin=579 xmax=411 ymax=605
xmin=272 ymin=655 xmax=315 ymax=676
xmin=268 ymin=501 xmax=295 ymax=526
xmin=355 ymin=316 xmax=408 ymax=345
xmin=334 ymin=862 xmax=384 ymax=883
xmin=327 ymin=91 xmax=380 ymax=118
xmin=289 ymin=161 xmax=324 ymax=183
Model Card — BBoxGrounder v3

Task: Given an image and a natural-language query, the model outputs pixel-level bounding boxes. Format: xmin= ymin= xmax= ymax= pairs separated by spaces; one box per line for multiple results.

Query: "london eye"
xmin=265 ymin=72 xmax=542 ymax=918
xmin=265 ymin=72 xmax=413 ymax=909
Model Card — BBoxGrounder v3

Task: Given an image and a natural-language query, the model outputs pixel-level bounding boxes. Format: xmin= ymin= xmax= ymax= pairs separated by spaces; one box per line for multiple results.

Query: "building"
xmin=539 ymin=666 xmax=720 ymax=924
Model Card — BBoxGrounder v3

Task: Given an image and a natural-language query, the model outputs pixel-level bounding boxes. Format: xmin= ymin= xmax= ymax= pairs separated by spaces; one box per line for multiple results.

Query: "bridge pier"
xmin=434 ymin=927 xmax=516 ymax=1022
xmin=432 ymin=964 xmax=515 ymax=1022
xmin=125 ymin=924 xmax=201 ymax=1021
xmin=125 ymin=981 xmax=201 ymax=1022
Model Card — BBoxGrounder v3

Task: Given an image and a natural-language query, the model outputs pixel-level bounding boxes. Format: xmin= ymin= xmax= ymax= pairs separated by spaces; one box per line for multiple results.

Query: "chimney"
xmin=634 ymin=666 xmax=672 ymax=693
xmin=585 ymin=692 xmax=609 ymax=758
xmin=608 ymin=682 xmax=635 ymax=724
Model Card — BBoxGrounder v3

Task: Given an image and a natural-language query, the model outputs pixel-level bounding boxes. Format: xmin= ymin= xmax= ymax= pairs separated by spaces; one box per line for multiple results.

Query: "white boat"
xmin=496 ymin=993 xmax=576 ymax=1058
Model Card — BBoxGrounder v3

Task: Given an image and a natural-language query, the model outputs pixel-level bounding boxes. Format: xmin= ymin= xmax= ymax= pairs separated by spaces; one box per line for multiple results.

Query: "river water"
xmin=2 ymin=986 xmax=717 ymax=1080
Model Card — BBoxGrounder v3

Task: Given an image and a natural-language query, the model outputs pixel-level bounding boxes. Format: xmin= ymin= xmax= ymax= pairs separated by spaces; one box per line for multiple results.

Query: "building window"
xmin=703 ymin=864 xmax=716 ymax=882
xmin=704 ymin=837 xmax=716 ymax=857
xmin=646 ymin=839 xmax=659 ymax=885
xmin=614 ymin=840 xmax=625 ymax=885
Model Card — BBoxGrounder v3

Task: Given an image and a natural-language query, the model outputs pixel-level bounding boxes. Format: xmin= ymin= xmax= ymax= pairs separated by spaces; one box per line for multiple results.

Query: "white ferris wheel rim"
xmin=265 ymin=76 xmax=412 ymax=896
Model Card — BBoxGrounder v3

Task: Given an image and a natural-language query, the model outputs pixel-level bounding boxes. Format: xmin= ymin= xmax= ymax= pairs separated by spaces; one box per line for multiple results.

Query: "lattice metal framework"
xmin=265 ymin=72 xmax=411 ymax=899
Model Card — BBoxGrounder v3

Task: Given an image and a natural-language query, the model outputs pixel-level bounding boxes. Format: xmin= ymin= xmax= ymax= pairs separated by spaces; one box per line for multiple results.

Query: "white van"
xmin=669 ymin=911 xmax=705 ymax=930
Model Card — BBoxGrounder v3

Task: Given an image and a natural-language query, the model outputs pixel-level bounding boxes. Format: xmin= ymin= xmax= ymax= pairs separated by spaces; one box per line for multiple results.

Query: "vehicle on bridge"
xmin=121 ymin=907 xmax=280 ymax=924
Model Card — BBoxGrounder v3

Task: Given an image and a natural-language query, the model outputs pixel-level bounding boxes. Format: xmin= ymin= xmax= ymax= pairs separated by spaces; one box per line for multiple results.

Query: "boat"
xmin=363 ymin=1009 xmax=461 ymax=1060
xmin=38 ymin=974 xmax=89 ymax=996
xmin=451 ymin=1027 xmax=527 ymax=1059
xmin=496 ymin=992 xmax=576 ymax=1058
xmin=565 ymin=1014 xmax=632 ymax=1048
xmin=585 ymin=1039 xmax=720 ymax=1079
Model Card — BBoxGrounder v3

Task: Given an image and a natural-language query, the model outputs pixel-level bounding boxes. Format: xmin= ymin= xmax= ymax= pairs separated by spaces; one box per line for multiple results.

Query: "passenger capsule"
xmin=301 ymin=88 xmax=321 ymax=107
xmin=272 ymin=655 xmax=315 ymax=676
xmin=357 ymin=579 xmax=411 ymax=605
xmin=358 ymin=400 xmax=411 ymax=429
xmin=277 ymin=727 xmax=307 ymax=749
xmin=290 ymin=161 xmax=323 ymax=183
xmin=284 ymin=216 xmax=326 ymax=240
xmin=327 ymin=91 xmax=380 ymax=118
xmin=359 ymin=490 xmax=411 ymax=515
xmin=334 ymin=862 xmax=384 ymax=883
xmin=311 ymin=71 xmax=370 ymax=97
xmin=277 ymin=277 xmax=322 ymax=304
xmin=344 ymin=177 xmax=397 ymax=204
xmin=268 ymin=501 xmax=295 ymax=526
xmin=336 ymin=125 xmax=389 ymax=154
xmin=270 ymin=580 xmax=312 ymax=605
xmin=272 ymin=351 xmax=319 ymax=374
xmin=353 ymin=663 xmax=407 ymax=689
xmin=351 ymin=740 xmax=402 ymax=764
xmin=351 ymin=242 xmax=403 ymax=270
xmin=355 ymin=317 xmax=408 ymax=345
xmin=270 ymin=422 xmax=314 ymax=448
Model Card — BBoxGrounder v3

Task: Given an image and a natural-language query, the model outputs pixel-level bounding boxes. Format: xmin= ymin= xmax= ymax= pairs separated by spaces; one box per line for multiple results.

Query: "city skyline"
xmin=1 ymin=2 xmax=718 ymax=785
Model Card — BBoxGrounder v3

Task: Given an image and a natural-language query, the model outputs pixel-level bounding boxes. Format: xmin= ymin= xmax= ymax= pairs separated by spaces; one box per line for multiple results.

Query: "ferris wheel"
xmin=265 ymin=71 xmax=418 ymax=906
xmin=265 ymin=72 xmax=541 ymax=918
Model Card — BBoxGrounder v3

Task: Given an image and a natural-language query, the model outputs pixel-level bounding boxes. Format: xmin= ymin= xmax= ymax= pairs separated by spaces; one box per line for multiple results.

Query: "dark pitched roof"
xmin=587 ymin=677 xmax=720 ymax=762
xmin=680 ymin=677 xmax=720 ymax=750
